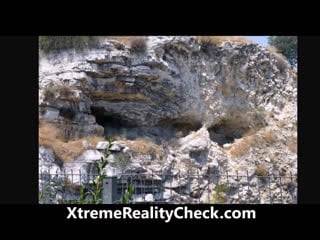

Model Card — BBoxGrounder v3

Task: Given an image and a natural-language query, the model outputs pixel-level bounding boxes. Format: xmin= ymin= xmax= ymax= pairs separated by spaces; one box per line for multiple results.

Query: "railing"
xmin=39 ymin=169 xmax=297 ymax=204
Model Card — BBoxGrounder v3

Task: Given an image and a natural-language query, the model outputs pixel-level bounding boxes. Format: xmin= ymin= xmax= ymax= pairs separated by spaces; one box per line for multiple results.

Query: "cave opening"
xmin=91 ymin=107 xmax=134 ymax=127
xmin=208 ymin=119 xmax=249 ymax=146
xmin=91 ymin=106 xmax=203 ymax=144
xmin=91 ymin=107 xmax=137 ymax=139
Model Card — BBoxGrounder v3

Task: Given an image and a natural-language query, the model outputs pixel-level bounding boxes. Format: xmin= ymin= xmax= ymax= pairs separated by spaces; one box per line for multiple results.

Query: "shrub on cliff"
xmin=130 ymin=37 xmax=147 ymax=54
xmin=268 ymin=36 xmax=297 ymax=65
xmin=39 ymin=36 xmax=101 ymax=53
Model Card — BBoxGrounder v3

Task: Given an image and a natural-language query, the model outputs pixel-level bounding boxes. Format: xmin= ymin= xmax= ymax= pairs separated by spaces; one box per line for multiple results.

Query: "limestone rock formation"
xmin=39 ymin=36 xmax=297 ymax=203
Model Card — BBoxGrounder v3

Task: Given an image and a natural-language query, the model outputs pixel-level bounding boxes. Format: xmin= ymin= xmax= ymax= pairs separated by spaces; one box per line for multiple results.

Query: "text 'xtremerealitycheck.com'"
xmin=66 ymin=206 xmax=256 ymax=223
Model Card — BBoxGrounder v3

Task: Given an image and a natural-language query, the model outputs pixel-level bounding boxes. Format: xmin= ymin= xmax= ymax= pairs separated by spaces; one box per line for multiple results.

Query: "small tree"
xmin=268 ymin=36 xmax=297 ymax=65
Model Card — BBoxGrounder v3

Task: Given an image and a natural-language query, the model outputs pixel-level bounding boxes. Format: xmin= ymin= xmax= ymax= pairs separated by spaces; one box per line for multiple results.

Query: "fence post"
xmin=102 ymin=177 xmax=118 ymax=204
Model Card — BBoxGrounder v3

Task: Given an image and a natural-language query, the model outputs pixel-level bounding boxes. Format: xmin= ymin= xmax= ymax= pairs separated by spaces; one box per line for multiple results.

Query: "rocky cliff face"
xmin=39 ymin=36 xmax=297 ymax=203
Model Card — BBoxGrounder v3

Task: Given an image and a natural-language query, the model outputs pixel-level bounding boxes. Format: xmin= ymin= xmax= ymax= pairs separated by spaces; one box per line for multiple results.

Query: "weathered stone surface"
xmin=109 ymin=142 xmax=127 ymax=152
xmin=39 ymin=36 xmax=297 ymax=204
xmin=96 ymin=141 xmax=109 ymax=150
xmin=133 ymin=193 xmax=154 ymax=203
xmin=39 ymin=146 xmax=61 ymax=174
xmin=179 ymin=127 xmax=210 ymax=153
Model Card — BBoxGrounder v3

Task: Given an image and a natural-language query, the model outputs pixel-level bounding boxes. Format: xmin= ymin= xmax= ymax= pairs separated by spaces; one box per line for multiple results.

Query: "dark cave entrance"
xmin=91 ymin=107 xmax=133 ymax=127
xmin=91 ymin=107 xmax=136 ymax=139
xmin=171 ymin=122 xmax=202 ymax=137
xmin=91 ymin=107 xmax=204 ymax=143
xmin=208 ymin=119 xmax=249 ymax=146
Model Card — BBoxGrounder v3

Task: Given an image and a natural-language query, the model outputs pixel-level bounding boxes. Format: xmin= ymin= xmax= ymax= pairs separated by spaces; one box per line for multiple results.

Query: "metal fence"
xmin=39 ymin=169 xmax=297 ymax=204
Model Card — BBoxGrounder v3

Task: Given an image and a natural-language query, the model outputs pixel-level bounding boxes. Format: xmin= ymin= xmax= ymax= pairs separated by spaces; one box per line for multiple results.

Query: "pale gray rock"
xmin=133 ymin=194 xmax=154 ymax=203
xmin=109 ymin=142 xmax=127 ymax=152
xmin=96 ymin=141 xmax=109 ymax=150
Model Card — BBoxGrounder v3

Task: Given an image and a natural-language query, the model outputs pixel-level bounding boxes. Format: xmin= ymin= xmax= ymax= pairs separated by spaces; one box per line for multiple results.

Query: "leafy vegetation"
xmin=39 ymin=139 xmax=135 ymax=204
xmin=39 ymin=140 xmax=110 ymax=204
xmin=86 ymin=148 xmax=109 ymax=204
xmin=268 ymin=36 xmax=297 ymax=65
xmin=39 ymin=177 xmax=65 ymax=204
xmin=39 ymin=36 xmax=101 ymax=53
xmin=211 ymin=183 xmax=228 ymax=203
xmin=120 ymin=184 xmax=134 ymax=204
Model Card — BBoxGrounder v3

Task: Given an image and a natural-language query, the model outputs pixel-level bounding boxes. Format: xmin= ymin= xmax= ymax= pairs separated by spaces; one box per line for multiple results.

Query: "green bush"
xmin=211 ymin=183 xmax=228 ymax=203
xmin=268 ymin=36 xmax=297 ymax=65
xmin=63 ymin=141 xmax=111 ymax=204
xmin=39 ymin=140 xmax=136 ymax=204
xmin=120 ymin=184 xmax=134 ymax=204
xmin=39 ymin=36 xmax=101 ymax=53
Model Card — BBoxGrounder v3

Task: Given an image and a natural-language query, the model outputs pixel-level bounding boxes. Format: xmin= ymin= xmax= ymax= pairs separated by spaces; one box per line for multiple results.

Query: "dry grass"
xmin=221 ymin=82 xmax=233 ymax=96
xmin=106 ymin=36 xmax=147 ymax=47
xmin=267 ymin=46 xmax=287 ymax=59
xmin=39 ymin=121 xmax=104 ymax=162
xmin=65 ymin=178 xmax=82 ymax=190
xmin=255 ymin=164 xmax=268 ymax=177
xmin=57 ymin=85 xmax=75 ymax=99
xmin=229 ymin=135 xmax=254 ymax=157
xmin=264 ymin=130 xmax=277 ymax=144
xmin=242 ymin=128 xmax=258 ymax=138
xmin=43 ymin=84 xmax=80 ymax=102
xmin=268 ymin=152 xmax=277 ymax=165
xmin=117 ymin=138 xmax=162 ymax=158
xmin=57 ymin=85 xmax=81 ymax=102
xmin=43 ymin=86 xmax=55 ymax=102
xmin=107 ymin=36 xmax=135 ymax=46
xmin=130 ymin=37 xmax=147 ymax=54
xmin=85 ymin=136 xmax=105 ymax=148
xmin=288 ymin=136 xmax=297 ymax=153
xmin=267 ymin=46 xmax=288 ymax=71
xmin=276 ymin=119 xmax=287 ymax=128
xmin=229 ymin=128 xmax=278 ymax=158
xmin=39 ymin=121 xmax=64 ymax=141
xmin=110 ymin=36 xmax=251 ymax=47
xmin=198 ymin=36 xmax=251 ymax=45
